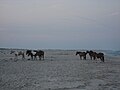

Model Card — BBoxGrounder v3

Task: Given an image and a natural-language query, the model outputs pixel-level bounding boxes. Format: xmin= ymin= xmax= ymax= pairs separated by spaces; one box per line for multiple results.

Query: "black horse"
xmin=34 ymin=50 xmax=44 ymax=60
xmin=76 ymin=51 xmax=87 ymax=60
xmin=26 ymin=50 xmax=34 ymax=60
xmin=26 ymin=50 xmax=44 ymax=60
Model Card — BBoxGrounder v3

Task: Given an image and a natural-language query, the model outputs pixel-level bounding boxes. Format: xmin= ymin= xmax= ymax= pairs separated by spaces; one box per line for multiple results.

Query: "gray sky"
xmin=0 ymin=0 xmax=120 ymax=50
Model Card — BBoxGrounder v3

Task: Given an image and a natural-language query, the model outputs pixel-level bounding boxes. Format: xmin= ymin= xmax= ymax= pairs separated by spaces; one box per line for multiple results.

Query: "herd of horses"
xmin=76 ymin=50 xmax=104 ymax=62
xmin=10 ymin=50 xmax=44 ymax=60
xmin=10 ymin=50 xmax=104 ymax=62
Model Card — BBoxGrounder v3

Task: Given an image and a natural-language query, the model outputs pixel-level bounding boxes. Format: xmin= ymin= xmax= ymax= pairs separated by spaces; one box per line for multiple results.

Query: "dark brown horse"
xmin=96 ymin=53 xmax=104 ymax=62
xmin=76 ymin=51 xmax=87 ymax=60
xmin=87 ymin=50 xmax=104 ymax=62
xmin=26 ymin=50 xmax=44 ymax=60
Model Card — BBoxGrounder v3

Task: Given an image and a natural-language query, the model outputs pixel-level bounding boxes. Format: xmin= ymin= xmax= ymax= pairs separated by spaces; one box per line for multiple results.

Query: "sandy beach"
xmin=0 ymin=49 xmax=120 ymax=90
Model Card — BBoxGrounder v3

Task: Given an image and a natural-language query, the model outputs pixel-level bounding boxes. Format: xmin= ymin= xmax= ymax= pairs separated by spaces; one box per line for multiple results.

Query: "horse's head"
xmin=87 ymin=50 xmax=94 ymax=55
xmin=76 ymin=52 xmax=80 ymax=55
xmin=86 ymin=50 xmax=90 ymax=54
xmin=26 ymin=50 xmax=31 ymax=56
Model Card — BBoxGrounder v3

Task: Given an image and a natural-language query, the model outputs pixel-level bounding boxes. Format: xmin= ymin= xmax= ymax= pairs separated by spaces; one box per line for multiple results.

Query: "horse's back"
xmin=38 ymin=50 xmax=44 ymax=55
xmin=97 ymin=53 xmax=104 ymax=57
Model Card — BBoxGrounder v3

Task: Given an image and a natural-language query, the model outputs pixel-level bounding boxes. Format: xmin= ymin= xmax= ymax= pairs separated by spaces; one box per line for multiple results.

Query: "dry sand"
xmin=0 ymin=49 xmax=120 ymax=90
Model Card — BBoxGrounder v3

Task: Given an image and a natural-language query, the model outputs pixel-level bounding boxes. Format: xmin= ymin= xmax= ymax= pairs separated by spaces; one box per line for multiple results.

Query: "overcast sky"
xmin=0 ymin=0 xmax=120 ymax=50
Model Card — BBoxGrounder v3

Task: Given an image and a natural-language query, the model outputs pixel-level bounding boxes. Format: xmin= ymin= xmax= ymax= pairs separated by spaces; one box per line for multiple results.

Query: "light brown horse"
xmin=76 ymin=51 xmax=87 ymax=60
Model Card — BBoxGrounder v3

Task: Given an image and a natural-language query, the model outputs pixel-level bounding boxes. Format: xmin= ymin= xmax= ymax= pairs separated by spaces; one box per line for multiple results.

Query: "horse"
xmin=86 ymin=50 xmax=97 ymax=60
xmin=26 ymin=50 xmax=44 ymax=60
xmin=10 ymin=51 xmax=25 ymax=60
xmin=76 ymin=51 xmax=87 ymax=60
xmin=33 ymin=50 xmax=44 ymax=60
xmin=96 ymin=52 xmax=104 ymax=62
xmin=26 ymin=50 xmax=35 ymax=60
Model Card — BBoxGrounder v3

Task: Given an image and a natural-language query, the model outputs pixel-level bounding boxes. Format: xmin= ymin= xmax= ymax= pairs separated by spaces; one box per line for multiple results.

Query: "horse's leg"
xmin=43 ymin=55 xmax=44 ymax=60
xmin=102 ymin=56 xmax=104 ymax=62
xmin=31 ymin=55 xmax=33 ymax=60
xmin=83 ymin=56 xmax=85 ymax=60
xmin=84 ymin=56 xmax=86 ymax=60
xmin=79 ymin=55 xmax=80 ymax=60
xmin=35 ymin=56 xmax=37 ymax=60
xmin=41 ymin=55 xmax=44 ymax=60
xmin=90 ymin=56 xmax=92 ymax=60
xmin=39 ymin=55 xmax=41 ymax=60
xmin=14 ymin=54 xmax=18 ymax=61
xmin=89 ymin=54 xmax=92 ymax=60
xmin=23 ymin=54 xmax=25 ymax=59
xmin=34 ymin=55 xmax=37 ymax=60
xmin=93 ymin=56 xmax=96 ymax=60
xmin=22 ymin=54 xmax=25 ymax=59
xmin=82 ymin=56 xmax=84 ymax=60
xmin=101 ymin=56 xmax=104 ymax=62
xmin=80 ymin=55 xmax=82 ymax=60
xmin=33 ymin=55 xmax=35 ymax=60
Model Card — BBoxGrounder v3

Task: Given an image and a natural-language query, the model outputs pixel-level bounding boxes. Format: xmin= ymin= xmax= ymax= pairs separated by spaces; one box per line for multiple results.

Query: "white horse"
xmin=10 ymin=51 xmax=25 ymax=60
